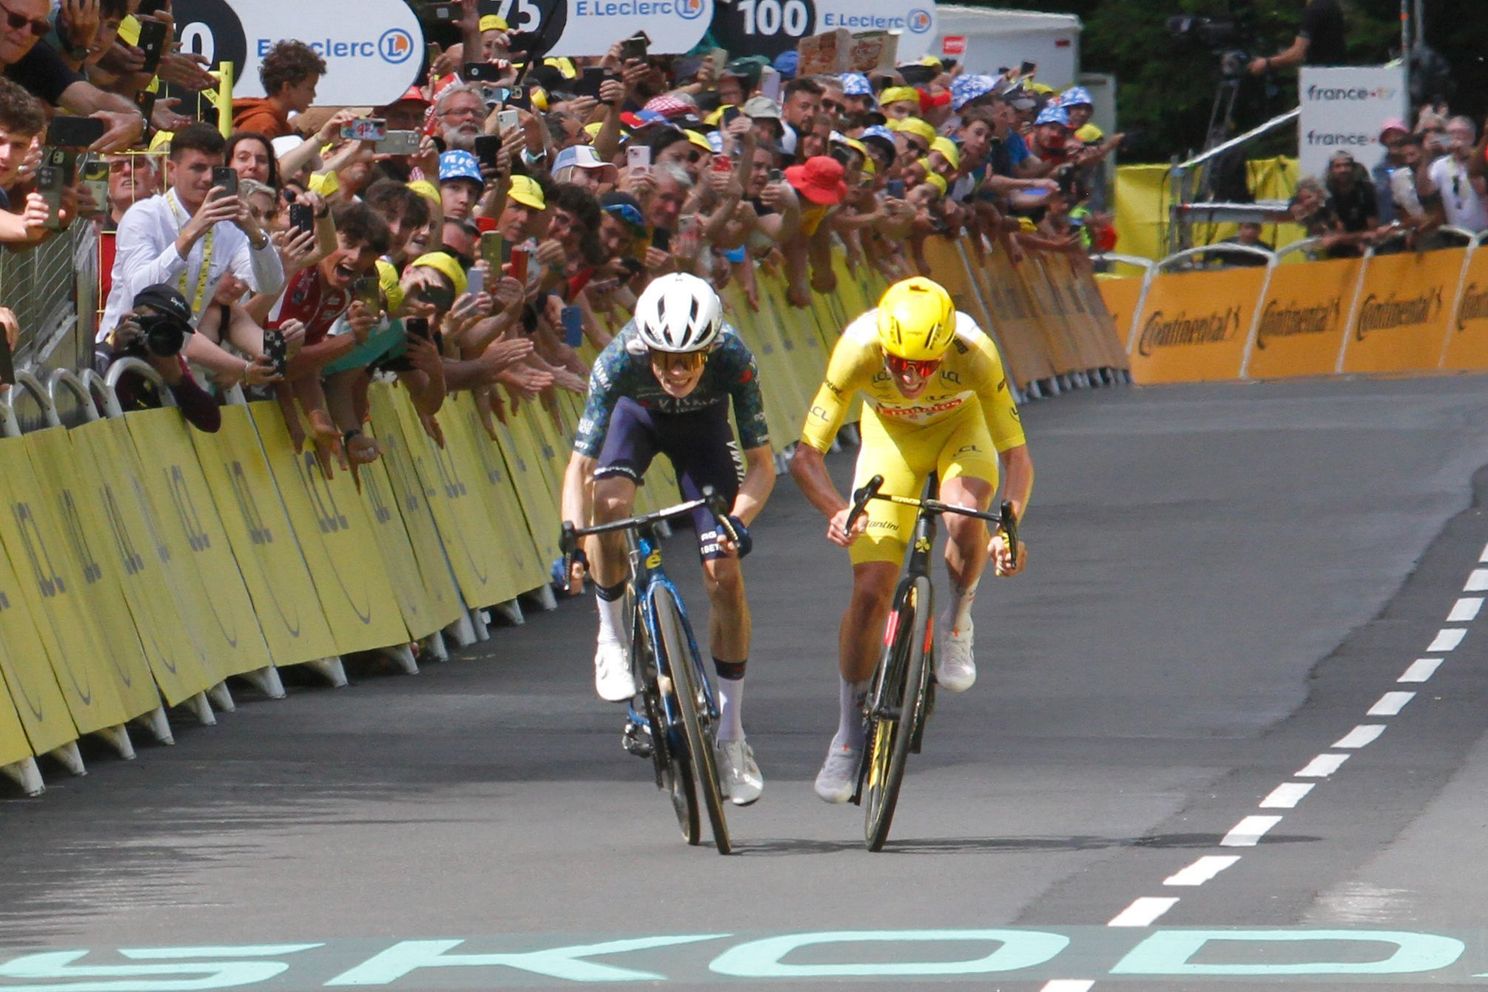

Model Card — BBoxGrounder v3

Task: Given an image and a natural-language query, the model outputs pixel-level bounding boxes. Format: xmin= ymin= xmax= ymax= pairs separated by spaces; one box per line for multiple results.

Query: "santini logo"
xmin=1305 ymin=84 xmax=1398 ymax=101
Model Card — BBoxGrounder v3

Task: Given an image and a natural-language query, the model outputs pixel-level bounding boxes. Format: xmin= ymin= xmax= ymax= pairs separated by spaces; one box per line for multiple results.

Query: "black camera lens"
xmin=137 ymin=313 xmax=187 ymax=357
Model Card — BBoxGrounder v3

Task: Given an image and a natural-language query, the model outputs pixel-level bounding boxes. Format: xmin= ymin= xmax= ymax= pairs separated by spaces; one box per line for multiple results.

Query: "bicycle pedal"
xmin=622 ymin=719 xmax=653 ymax=758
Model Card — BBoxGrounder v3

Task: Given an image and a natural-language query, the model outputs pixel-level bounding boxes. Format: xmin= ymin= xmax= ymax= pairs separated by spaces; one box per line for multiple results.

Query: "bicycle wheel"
xmin=653 ymin=587 xmax=732 ymax=855
xmin=642 ymin=679 xmax=699 ymax=844
xmin=863 ymin=576 xmax=932 ymax=852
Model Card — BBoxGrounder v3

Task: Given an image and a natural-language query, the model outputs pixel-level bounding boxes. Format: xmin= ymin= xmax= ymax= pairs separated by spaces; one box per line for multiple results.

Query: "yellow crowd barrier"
xmin=0 ymin=244 xmax=1114 ymax=796
xmin=1100 ymin=233 xmax=1488 ymax=384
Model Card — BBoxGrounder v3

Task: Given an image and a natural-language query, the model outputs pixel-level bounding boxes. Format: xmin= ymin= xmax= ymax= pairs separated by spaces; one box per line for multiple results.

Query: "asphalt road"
xmin=5 ymin=374 xmax=1488 ymax=990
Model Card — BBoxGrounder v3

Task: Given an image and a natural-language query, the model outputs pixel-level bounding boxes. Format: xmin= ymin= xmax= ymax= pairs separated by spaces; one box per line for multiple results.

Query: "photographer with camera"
xmin=94 ymin=283 xmax=220 ymax=432
xmin=1247 ymin=0 xmax=1348 ymax=76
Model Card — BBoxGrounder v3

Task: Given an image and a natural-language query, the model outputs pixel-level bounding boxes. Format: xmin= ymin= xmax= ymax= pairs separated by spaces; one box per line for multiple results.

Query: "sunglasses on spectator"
xmin=686 ymin=150 xmax=703 ymax=163
xmin=0 ymin=0 xmax=49 ymax=37
xmin=884 ymin=354 xmax=941 ymax=379
xmin=904 ymin=140 xmax=928 ymax=156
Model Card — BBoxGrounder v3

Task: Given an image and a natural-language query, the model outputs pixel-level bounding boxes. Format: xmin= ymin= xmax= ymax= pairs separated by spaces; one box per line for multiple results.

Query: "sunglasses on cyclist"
xmin=884 ymin=354 xmax=941 ymax=379
xmin=650 ymin=349 xmax=706 ymax=372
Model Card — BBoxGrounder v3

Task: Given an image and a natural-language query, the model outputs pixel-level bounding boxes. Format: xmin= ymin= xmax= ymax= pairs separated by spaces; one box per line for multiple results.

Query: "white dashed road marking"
xmin=1108 ymin=897 xmax=1180 ymax=927
xmin=1296 ymin=753 xmax=1350 ymax=777
xmin=1040 ymin=981 xmax=1095 ymax=992
xmin=1463 ymin=568 xmax=1488 ymax=591
xmin=1399 ymin=658 xmax=1443 ymax=683
xmin=1448 ymin=597 xmax=1483 ymax=622
xmin=1220 ymin=815 xmax=1283 ymax=847
xmin=1367 ymin=691 xmax=1416 ymax=717
xmin=1427 ymin=628 xmax=1466 ymax=652
xmin=1259 ymin=783 xmax=1314 ymax=809
xmin=1164 ymin=855 xmax=1242 ymax=886
xmin=1333 ymin=724 xmax=1386 ymax=749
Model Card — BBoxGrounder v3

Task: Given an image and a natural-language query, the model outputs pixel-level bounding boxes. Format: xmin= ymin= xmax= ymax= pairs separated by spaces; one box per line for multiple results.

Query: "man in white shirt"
xmin=1428 ymin=116 xmax=1488 ymax=234
xmin=100 ymin=124 xmax=285 ymax=365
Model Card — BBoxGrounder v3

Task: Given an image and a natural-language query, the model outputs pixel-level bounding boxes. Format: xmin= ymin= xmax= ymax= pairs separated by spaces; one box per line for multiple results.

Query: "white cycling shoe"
xmin=813 ymin=742 xmax=862 ymax=804
xmin=715 ymin=739 xmax=764 ymax=806
xmin=935 ymin=616 xmax=976 ymax=692
xmin=593 ymin=636 xmax=637 ymax=702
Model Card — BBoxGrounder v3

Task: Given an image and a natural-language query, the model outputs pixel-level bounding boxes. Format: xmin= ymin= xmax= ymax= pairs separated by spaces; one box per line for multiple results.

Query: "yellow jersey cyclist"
xmin=561 ymin=273 xmax=775 ymax=805
xmin=789 ymin=276 xmax=1034 ymax=803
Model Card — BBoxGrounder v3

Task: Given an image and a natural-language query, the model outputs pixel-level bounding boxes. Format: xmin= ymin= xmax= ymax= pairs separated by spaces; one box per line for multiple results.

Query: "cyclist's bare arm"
xmin=789 ymin=443 xmax=864 ymax=547
xmin=732 ymin=443 xmax=776 ymax=526
xmin=561 ymin=452 xmax=600 ymax=591
xmin=993 ymin=443 xmax=1033 ymax=576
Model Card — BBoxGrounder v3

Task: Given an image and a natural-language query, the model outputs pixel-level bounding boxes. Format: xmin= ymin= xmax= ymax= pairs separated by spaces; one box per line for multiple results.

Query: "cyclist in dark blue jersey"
xmin=561 ymin=273 xmax=775 ymax=805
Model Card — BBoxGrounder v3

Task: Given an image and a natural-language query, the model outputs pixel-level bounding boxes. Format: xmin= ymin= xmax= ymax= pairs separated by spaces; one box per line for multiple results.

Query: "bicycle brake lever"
xmin=998 ymin=501 xmax=1019 ymax=570
xmin=846 ymin=474 xmax=885 ymax=530
xmin=559 ymin=521 xmax=577 ymax=555
xmin=700 ymin=485 xmax=730 ymax=520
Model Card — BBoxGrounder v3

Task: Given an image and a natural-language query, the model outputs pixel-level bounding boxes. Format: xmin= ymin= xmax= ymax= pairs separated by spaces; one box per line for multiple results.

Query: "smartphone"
xmin=627 ymin=146 xmax=651 ymax=172
xmin=496 ymin=109 xmax=520 ymax=134
xmin=707 ymin=48 xmax=727 ymax=79
xmin=0 ymin=321 xmax=13 ymax=386
xmin=560 ymin=305 xmax=583 ymax=347
xmin=80 ymin=157 xmax=108 ymax=214
xmin=289 ymin=202 xmax=314 ymax=234
xmin=210 ymin=165 xmax=238 ymax=197
xmin=421 ymin=1 xmax=461 ymax=22
xmin=136 ymin=18 xmax=168 ymax=74
xmin=721 ymin=105 xmax=741 ymax=127
xmin=619 ymin=32 xmax=650 ymax=62
xmin=135 ymin=0 xmax=167 ymax=15
xmin=508 ymin=244 xmax=529 ymax=283
xmin=375 ymin=130 xmax=421 ymax=155
xmin=46 ymin=117 xmax=107 ymax=149
xmin=352 ymin=275 xmax=380 ymax=310
xmin=759 ymin=65 xmax=781 ymax=101
xmin=886 ymin=179 xmax=906 ymax=198
xmin=263 ymin=327 xmax=287 ymax=377
xmin=712 ymin=154 xmax=734 ymax=173
xmin=766 ymin=167 xmax=783 ymax=183
xmin=133 ymin=89 xmax=157 ymax=123
xmin=473 ymin=133 xmax=502 ymax=169
xmin=574 ymin=67 xmax=607 ymax=98
xmin=651 ymin=227 xmax=671 ymax=252
xmin=467 ymin=266 xmax=485 ymax=297
xmin=464 ymin=61 xmax=503 ymax=83
xmin=36 ymin=166 xmax=63 ymax=232
xmin=479 ymin=231 xmax=503 ymax=272
xmin=1019 ymin=60 xmax=1038 ymax=77
xmin=340 ymin=118 xmax=387 ymax=142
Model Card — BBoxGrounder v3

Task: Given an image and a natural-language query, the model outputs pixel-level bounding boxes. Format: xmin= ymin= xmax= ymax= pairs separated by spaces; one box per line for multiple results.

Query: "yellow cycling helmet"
xmin=876 ymin=277 xmax=956 ymax=361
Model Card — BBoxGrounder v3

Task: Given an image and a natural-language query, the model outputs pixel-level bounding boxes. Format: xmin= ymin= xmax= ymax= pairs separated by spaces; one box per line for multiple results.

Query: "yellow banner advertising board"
xmin=1130 ymin=266 xmax=1266 ymax=383
xmin=1338 ymin=248 xmax=1463 ymax=374
xmin=1247 ymin=257 xmax=1361 ymax=379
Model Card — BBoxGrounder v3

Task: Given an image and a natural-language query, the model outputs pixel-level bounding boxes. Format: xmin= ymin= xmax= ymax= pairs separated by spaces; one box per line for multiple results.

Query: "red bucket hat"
xmin=785 ymin=156 xmax=848 ymax=206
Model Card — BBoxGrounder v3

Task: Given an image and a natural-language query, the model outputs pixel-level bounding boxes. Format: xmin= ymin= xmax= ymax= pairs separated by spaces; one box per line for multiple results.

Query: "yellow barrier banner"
xmin=190 ymin=406 xmax=341 ymax=666
xmin=0 ymin=533 xmax=74 ymax=758
xmin=720 ymin=283 xmax=803 ymax=454
xmin=251 ymin=402 xmax=410 ymax=655
xmin=441 ymin=392 xmax=548 ymax=593
xmin=1050 ymin=252 xmax=1132 ymax=372
xmin=0 ymin=434 xmax=136 ymax=734
xmin=0 ymin=649 xmax=36 ymax=767
xmin=1130 ymin=266 xmax=1265 ymax=383
xmin=1095 ymin=275 xmax=1144 ymax=356
xmin=24 ymin=427 xmax=162 ymax=721
xmin=356 ymin=447 xmax=450 ymax=641
xmin=489 ymin=410 xmax=564 ymax=567
xmin=364 ymin=389 xmax=465 ymax=633
xmin=975 ymin=250 xmax=1057 ymax=387
xmin=71 ymin=418 xmax=216 ymax=707
xmin=1439 ymin=248 xmax=1488 ymax=371
xmin=1339 ymin=248 xmax=1464 ymax=374
xmin=383 ymin=388 xmax=522 ymax=607
xmin=1247 ymin=257 xmax=1361 ymax=379
xmin=127 ymin=407 xmax=275 ymax=679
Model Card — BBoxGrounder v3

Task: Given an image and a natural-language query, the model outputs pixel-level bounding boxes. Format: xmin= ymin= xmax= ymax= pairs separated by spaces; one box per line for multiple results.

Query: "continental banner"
xmin=1338 ymin=248 xmax=1464 ymax=374
xmin=1246 ymin=257 xmax=1362 ymax=380
xmin=1439 ymin=247 xmax=1488 ymax=371
xmin=1095 ymin=274 xmax=1144 ymax=355
xmin=1130 ymin=266 xmax=1266 ymax=383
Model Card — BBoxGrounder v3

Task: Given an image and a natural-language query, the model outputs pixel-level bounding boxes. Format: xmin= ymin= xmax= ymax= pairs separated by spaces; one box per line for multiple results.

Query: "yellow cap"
xmin=1075 ymin=123 xmax=1105 ymax=143
xmin=890 ymin=116 xmax=936 ymax=145
xmin=1017 ymin=216 xmax=1038 ymax=233
xmin=375 ymin=259 xmax=405 ymax=314
xmin=879 ymin=86 xmax=919 ymax=107
xmin=529 ymin=86 xmax=549 ymax=112
xmin=919 ymin=56 xmax=944 ymax=69
xmin=410 ymin=251 xmax=468 ymax=298
xmin=684 ymin=129 xmax=713 ymax=154
xmin=479 ymin=14 xmax=509 ymax=31
xmin=406 ymin=179 xmax=441 ymax=206
xmin=583 ymin=121 xmax=606 ymax=139
xmin=507 ymin=174 xmax=546 ymax=210
xmin=862 ymin=157 xmax=876 ymax=176
xmin=876 ymin=277 xmax=956 ymax=361
xmin=1029 ymin=82 xmax=1055 ymax=95
xmin=930 ymin=136 xmax=960 ymax=169
xmin=117 ymin=14 xmax=140 ymax=46
xmin=922 ymin=172 xmax=947 ymax=196
xmin=543 ymin=57 xmax=577 ymax=80
xmin=148 ymin=128 xmax=173 ymax=153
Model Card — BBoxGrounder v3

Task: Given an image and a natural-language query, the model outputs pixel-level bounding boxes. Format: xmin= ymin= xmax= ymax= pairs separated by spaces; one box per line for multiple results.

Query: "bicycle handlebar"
xmin=847 ymin=474 xmax=1020 ymax=564
xmin=558 ymin=487 xmax=735 ymax=592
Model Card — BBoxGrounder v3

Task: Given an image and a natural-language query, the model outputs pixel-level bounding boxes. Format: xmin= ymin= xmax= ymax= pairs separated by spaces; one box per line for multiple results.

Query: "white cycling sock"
xmin=832 ymin=677 xmax=869 ymax=750
xmin=715 ymin=674 xmax=745 ymax=742
xmin=595 ymin=587 xmax=626 ymax=644
xmin=943 ymin=580 xmax=979 ymax=634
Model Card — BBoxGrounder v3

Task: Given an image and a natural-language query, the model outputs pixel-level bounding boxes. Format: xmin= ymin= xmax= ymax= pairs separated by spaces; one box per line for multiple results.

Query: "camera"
xmin=134 ymin=312 xmax=189 ymax=357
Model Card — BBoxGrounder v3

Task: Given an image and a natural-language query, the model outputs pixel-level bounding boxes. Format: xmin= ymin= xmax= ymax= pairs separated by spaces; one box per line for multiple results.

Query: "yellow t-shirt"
xmin=800 ymin=309 xmax=1026 ymax=454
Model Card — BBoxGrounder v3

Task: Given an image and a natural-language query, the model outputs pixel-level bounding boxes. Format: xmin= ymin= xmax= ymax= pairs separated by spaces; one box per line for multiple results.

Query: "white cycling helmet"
xmin=633 ymin=273 xmax=723 ymax=353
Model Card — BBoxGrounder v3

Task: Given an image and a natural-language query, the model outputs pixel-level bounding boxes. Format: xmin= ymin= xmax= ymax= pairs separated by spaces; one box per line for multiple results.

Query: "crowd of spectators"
xmin=0 ymin=0 xmax=1126 ymax=465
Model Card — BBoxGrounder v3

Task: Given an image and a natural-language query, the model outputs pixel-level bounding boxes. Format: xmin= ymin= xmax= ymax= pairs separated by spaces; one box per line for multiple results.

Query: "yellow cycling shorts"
xmin=848 ymin=401 xmax=1002 ymax=566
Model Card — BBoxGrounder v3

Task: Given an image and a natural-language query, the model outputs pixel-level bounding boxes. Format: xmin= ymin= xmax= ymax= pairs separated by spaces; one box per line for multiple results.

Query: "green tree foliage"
xmin=959 ymin=1 xmax=1485 ymax=163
